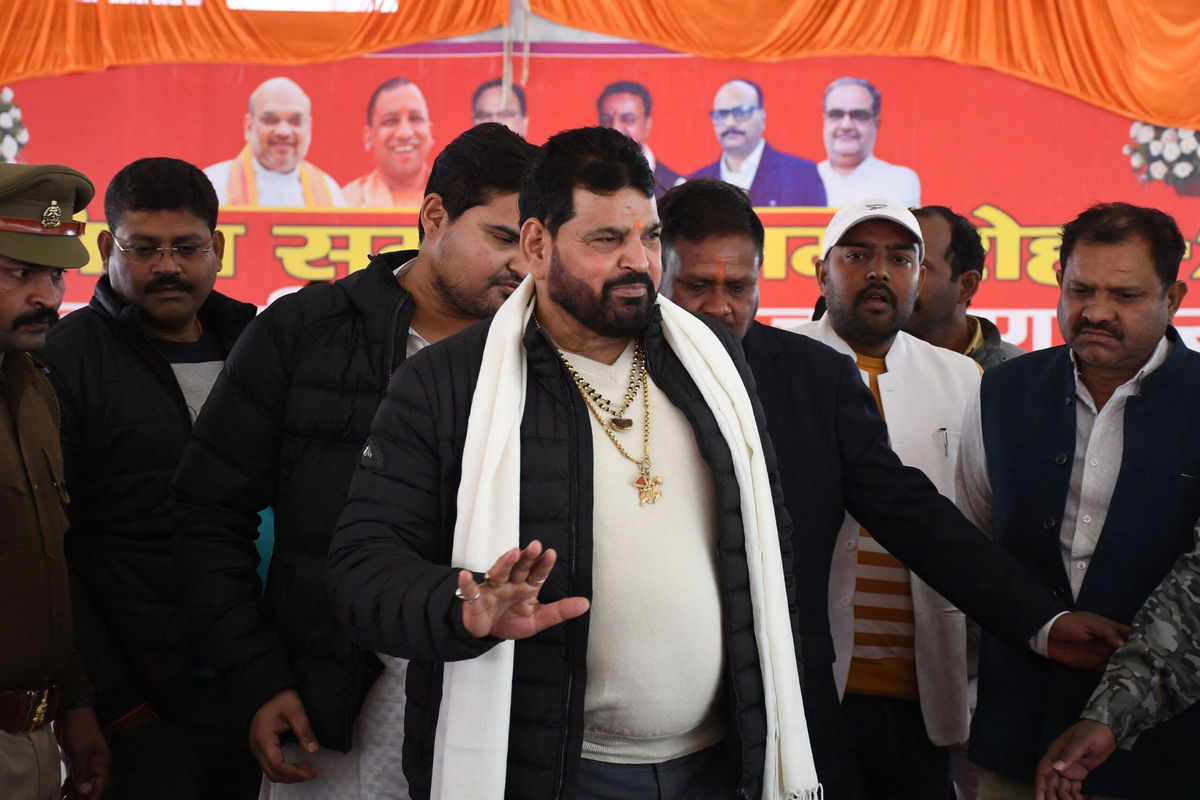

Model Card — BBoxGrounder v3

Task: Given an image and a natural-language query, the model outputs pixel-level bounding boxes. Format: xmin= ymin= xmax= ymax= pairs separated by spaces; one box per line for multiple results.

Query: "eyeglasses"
xmin=710 ymin=104 xmax=761 ymax=123
xmin=112 ymin=237 xmax=214 ymax=266
xmin=473 ymin=109 xmax=521 ymax=122
xmin=825 ymin=108 xmax=876 ymax=122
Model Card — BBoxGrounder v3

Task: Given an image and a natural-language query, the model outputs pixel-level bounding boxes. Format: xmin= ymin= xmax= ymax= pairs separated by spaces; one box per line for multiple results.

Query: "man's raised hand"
xmin=459 ymin=540 xmax=590 ymax=640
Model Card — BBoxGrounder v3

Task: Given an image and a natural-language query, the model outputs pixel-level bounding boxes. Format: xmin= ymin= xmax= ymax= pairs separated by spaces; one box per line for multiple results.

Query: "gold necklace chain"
xmin=559 ymin=341 xmax=663 ymax=505
xmin=556 ymin=339 xmax=644 ymax=431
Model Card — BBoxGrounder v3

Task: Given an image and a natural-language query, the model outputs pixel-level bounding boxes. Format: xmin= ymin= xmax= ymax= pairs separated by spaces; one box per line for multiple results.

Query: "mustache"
xmin=721 ymin=129 xmax=747 ymax=138
xmin=12 ymin=306 xmax=58 ymax=329
xmin=489 ymin=270 xmax=523 ymax=288
xmin=1076 ymin=321 xmax=1122 ymax=340
xmin=144 ymin=275 xmax=194 ymax=294
xmin=854 ymin=282 xmax=897 ymax=307
xmin=603 ymin=272 xmax=656 ymax=297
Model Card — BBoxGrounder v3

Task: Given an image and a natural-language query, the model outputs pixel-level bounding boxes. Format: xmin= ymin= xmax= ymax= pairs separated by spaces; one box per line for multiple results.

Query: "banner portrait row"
xmin=8 ymin=38 xmax=1199 ymax=349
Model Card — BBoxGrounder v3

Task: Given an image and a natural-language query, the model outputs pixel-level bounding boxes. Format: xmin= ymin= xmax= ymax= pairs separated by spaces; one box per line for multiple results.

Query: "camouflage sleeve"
xmin=1081 ymin=527 xmax=1200 ymax=748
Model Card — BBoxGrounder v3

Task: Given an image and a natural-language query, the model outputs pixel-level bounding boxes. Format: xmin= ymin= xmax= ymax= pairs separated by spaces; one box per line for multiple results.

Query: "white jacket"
xmin=792 ymin=317 xmax=981 ymax=745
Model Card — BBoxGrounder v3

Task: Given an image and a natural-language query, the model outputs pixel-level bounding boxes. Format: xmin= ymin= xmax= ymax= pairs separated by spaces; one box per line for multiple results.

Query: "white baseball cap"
xmin=820 ymin=197 xmax=924 ymax=265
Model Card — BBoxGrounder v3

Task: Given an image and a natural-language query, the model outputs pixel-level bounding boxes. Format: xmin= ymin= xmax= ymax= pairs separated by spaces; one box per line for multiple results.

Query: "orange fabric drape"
xmin=4 ymin=1 xmax=1199 ymax=129
xmin=0 ymin=0 xmax=507 ymax=84
xmin=532 ymin=0 xmax=1200 ymax=129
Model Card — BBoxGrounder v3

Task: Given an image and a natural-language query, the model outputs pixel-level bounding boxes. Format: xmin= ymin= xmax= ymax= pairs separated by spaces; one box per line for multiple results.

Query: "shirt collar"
xmin=1069 ymin=334 xmax=1171 ymax=407
xmin=720 ymin=138 xmax=767 ymax=187
xmin=962 ymin=316 xmax=986 ymax=357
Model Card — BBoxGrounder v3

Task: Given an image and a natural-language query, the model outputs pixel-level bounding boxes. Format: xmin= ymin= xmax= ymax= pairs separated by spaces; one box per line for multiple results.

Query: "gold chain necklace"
xmin=557 ymin=341 xmax=663 ymax=506
xmin=556 ymin=339 xmax=645 ymax=432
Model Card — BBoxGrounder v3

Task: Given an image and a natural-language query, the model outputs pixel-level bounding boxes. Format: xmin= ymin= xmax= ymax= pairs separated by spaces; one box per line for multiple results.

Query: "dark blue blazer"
xmin=690 ymin=142 xmax=827 ymax=207
xmin=970 ymin=328 xmax=1200 ymax=797
xmin=741 ymin=321 xmax=1064 ymax=792
xmin=653 ymin=160 xmax=681 ymax=199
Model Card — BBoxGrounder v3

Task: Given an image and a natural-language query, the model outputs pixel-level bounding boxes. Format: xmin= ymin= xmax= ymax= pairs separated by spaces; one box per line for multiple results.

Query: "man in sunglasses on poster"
xmin=689 ymin=78 xmax=827 ymax=208
xmin=817 ymin=77 xmax=921 ymax=208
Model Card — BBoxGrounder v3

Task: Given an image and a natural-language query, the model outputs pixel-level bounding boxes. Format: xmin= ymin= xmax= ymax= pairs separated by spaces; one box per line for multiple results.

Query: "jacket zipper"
xmin=381 ymin=293 xmax=412 ymax=396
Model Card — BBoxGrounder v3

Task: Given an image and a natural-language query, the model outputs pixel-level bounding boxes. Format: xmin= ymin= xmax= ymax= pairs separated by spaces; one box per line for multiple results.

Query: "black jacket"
xmin=329 ymin=310 xmax=797 ymax=800
xmin=172 ymin=250 xmax=416 ymax=751
xmin=38 ymin=276 xmax=255 ymax=724
xmin=742 ymin=321 xmax=1067 ymax=790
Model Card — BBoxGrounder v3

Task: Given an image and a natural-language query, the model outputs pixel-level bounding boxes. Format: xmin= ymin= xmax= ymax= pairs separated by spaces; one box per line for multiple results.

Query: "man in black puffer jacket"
xmin=39 ymin=158 xmax=260 ymax=798
xmin=172 ymin=123 xmax=538 ymax=798
xmin=329 ymin=128 xmax=808 ymax=800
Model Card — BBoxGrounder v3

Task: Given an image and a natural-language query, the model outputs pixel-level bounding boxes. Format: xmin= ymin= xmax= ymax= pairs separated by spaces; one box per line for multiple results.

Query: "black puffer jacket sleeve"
xmin=328 ymin=329 xmax=497 ymax=663
xmin=171 ymin=301 xmax=296 ymax=721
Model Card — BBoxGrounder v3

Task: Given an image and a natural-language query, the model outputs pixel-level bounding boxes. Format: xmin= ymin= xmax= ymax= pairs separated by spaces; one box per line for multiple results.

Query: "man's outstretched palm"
xmin=459 ymin=540 xmax=590 ymax=640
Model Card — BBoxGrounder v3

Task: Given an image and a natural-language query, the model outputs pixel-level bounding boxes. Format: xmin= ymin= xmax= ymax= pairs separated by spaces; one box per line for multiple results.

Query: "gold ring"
xmin=527 ymin=578 xmax=546 ymax=587
xmin=484 ymin=571 xmax=505 ymax=588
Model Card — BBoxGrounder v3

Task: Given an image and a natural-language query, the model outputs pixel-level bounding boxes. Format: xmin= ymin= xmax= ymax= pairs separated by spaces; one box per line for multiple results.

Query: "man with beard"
xmin=904 ymin=205 xmax=1024 ymax=369
xmin=205 ymin=77 xmax=345 ymax=208
xmin=689 ymin=79 xmax=826 ymax=208
xmin=40 ymin=157 xmax=260 ymax=798
xmin=329 ymin=126 xmax=824 ymax=800
xmin=792 ymin=197 xmax=985 ymax=797
xmin=957 ymin=203 xmax=1200 ymax=799
xmin=0 ymin=163 xmax=110 ymax=800
xmin=660 ymin=181 xmax=1128 ymax=800
xmin=344 ymin=77 xmax=435 ymax=208
xmin=173 ymin=123 xmax=538 ymax=799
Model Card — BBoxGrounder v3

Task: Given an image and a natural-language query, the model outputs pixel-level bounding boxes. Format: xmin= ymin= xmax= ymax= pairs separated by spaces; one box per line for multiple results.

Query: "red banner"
xmin=8 ymin=41 xmax=1199 ymax=349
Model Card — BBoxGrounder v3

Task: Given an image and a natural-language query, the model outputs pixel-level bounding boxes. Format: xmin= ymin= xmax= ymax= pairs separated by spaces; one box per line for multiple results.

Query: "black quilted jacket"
xmin=172 ymin=250 xmax=417 ymax=750
xmin=329 ymin=308 xmax=799 ymax=800
xmin=39 ymin=276 xmax=255 ymax=724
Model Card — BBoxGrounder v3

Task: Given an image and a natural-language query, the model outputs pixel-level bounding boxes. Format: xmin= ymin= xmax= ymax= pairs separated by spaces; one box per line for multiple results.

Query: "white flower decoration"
xmin=0 ymin=87 xmax=13 ymax=105
xmin=1181 ymin=136 xmax=1198 ymax=155
xmin=1174 ymin=162 xmax=1195 ymax=179
xmin=16 ymin=128 xmax=28 ymax=145
xmin=1130 ymin=121 xmax=1143 ymax=138
xmin=0 ymin=113 xmax=12 ymax=130
xmin=1162 ymin=129 xmax=1180 ymax=144
xmin=1149 ymin=160 xmax=1168 ymax=180
xmin=1131 ymin=152 xmax=1146 ymax=168
xmin=1163 ymin=142 xmax=1181 ymax=162
xmin=1149 ymin=140 xmax=1164 ymax=156
xmin=1 ymin=135 xmax=17 ymax=161
xmin=1136 ymin=125 xmax=1156 ymax=143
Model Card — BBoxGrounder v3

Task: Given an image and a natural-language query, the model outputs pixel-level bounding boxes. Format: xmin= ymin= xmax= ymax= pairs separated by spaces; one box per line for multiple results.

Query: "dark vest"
xmin=969 ymin=329 xmax=1200 ymax=797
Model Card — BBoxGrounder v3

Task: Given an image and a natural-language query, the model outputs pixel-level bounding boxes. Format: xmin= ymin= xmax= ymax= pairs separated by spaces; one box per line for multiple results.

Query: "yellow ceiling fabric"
xmin=0 ymin=0 xmax=507 ymax=83
xmin=531 ymin=0 xmax=1200 ymax=129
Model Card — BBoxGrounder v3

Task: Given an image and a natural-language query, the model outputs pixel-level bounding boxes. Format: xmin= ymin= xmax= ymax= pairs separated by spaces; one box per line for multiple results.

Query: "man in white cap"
xmin=792 ymin=197 xmax=982 ymax=797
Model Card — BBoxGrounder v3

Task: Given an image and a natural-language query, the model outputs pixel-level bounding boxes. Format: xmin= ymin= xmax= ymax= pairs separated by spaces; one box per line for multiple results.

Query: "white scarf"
xmin=431 ymin=275 xmax=820 ymax=800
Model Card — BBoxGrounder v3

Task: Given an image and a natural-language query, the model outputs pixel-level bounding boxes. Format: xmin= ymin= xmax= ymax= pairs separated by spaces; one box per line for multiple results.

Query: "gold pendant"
xmin=634 ymin=472 xmax=662 ymax=505
xmin=609 ymin=417 xmax=633 ymax=432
